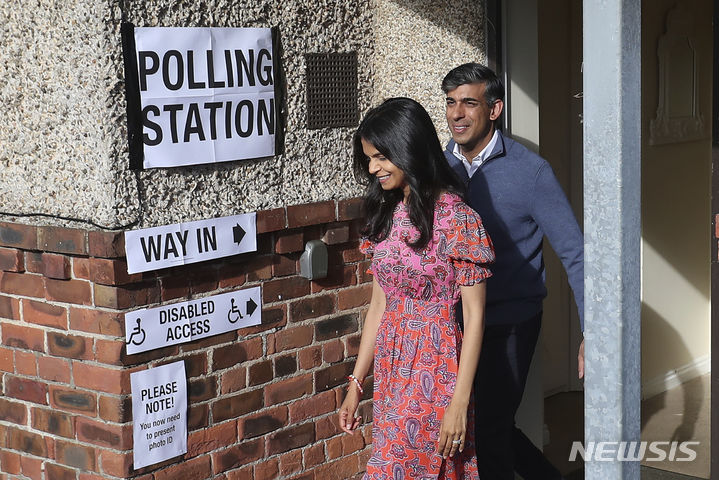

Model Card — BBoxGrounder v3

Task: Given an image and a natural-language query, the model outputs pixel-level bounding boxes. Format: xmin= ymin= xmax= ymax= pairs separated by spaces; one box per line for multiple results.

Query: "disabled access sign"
xmin=125 ymin=286 xmax=261 ymax=354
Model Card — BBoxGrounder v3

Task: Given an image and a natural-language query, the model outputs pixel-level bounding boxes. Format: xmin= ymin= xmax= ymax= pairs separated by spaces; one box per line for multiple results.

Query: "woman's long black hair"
xmin=353 ymin=97 xmax=465 ymax=250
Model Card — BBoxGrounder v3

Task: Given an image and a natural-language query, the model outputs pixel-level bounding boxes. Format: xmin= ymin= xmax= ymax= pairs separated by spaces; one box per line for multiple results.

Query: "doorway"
xmin=534 ymin=0 xmax=714 ymax=478
xmin=640 ymin=1 xmax=712 ymax=478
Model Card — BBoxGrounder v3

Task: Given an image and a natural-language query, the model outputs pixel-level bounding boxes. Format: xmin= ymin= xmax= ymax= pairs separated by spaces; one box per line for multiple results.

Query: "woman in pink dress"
xmin=338 ymin=97 xmax=495 ymax=479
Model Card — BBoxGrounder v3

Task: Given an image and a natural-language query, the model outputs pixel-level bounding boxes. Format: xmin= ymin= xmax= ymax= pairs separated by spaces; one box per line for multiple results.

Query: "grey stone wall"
xmin=1 ymin=1 xmax=486 ymax=229
xmin=372 ymin=0 xmax=486 ymax=145
xmin=1 ymin=2 xmax=137 ymax=228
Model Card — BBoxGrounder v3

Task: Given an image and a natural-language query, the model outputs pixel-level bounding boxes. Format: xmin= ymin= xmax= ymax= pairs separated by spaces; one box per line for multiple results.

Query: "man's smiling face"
xmin=445 ymin=82 xmax=502 ymax=160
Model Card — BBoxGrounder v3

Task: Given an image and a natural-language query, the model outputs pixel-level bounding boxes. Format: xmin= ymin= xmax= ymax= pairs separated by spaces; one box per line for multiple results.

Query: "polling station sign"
xmin=125 ymin=287 xmax=261 ymax=355
xmin=121 ymin=25 xmax=283 ymax=169
xmin=124 ymin=213 xmax=256 ymax=274
xmin=131 ymin=361 xmax=187 ymax=469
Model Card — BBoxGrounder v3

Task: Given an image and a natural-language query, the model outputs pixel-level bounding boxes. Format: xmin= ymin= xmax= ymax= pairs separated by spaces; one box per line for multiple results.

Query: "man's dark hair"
xmin=441 ymin=62 xmax=505 ymax=107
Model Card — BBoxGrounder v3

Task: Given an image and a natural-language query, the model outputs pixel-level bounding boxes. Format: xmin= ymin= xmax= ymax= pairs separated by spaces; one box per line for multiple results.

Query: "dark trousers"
xmin=474 ymin=312 xmax=563 ymax=480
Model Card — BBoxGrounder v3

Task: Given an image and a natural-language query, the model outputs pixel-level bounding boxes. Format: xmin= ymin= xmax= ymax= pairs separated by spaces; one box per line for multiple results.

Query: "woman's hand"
xmin=437 ymin=399 xmax=468 ymax=459
xmin=338 ymin=279 xmax=384 ymax=435
xmin=338 ymin=387 xmax=362 ymax=434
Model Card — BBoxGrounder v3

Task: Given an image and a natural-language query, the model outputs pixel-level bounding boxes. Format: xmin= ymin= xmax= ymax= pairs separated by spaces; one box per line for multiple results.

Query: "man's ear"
xmin=489 ymin=100 xmax=504 ymax=121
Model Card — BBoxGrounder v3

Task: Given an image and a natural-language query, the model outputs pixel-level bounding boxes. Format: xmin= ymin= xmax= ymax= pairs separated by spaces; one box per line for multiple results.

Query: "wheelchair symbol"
xmin=126 ymin=318 xmax=146 ymax=346
xmin=227 ymin=298 xmax=243 ymax=324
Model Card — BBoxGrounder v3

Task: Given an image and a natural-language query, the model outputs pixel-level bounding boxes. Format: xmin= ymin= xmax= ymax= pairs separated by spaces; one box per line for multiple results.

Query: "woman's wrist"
xmin=449 ymin=392 xmax=470 ymax=408
xmin=347 ymin=374 xmax=364 ymax=395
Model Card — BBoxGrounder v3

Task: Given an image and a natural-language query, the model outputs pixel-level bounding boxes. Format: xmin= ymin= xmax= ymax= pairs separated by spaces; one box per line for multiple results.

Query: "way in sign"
xmin=140 ymin=226 xmax=217 ymax=262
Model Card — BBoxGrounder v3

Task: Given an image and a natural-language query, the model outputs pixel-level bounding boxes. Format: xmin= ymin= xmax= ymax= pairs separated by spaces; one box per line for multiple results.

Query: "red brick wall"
xmin=0 ymin=198 xmax=373 ymax=480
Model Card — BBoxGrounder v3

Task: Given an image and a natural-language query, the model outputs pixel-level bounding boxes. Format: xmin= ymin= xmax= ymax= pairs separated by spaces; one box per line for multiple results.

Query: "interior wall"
xmin=505 ymin=0 xmax=538 ymax=150
xmin=503 ymin=0 xmax=544 ymax=449
xmin=537 ymin=0 xmax=584 ymax=395
xmin=641 ymin=0 xmax=712 ymax=393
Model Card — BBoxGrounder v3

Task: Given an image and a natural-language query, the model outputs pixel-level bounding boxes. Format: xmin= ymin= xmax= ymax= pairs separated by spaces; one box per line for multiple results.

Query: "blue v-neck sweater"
xmin=445 ymin=131 xmax=584 ymax=329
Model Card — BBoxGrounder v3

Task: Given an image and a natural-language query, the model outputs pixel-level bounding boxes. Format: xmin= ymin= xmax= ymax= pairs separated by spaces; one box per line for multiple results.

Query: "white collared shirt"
xmin=453 ymin=129 xmax=499 ymax=178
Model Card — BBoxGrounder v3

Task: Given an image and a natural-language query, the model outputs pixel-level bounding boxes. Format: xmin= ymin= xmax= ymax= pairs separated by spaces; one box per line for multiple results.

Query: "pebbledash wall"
xmin=0 ymin=1 xmax=485 ymax=479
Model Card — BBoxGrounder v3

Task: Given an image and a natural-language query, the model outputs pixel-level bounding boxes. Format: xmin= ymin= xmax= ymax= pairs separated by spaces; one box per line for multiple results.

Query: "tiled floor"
xmin=541 ymin=373 xmax=710 ymax=480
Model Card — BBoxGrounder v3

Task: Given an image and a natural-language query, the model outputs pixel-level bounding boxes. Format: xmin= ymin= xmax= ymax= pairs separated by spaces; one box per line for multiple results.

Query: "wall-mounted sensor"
xmin=299 ymin=240 xmax=328 ymax=280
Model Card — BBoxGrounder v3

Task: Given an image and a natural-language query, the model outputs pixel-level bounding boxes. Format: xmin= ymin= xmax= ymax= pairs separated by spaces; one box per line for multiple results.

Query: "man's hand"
xmin=578 ymin=339 xmax=585 ymax=379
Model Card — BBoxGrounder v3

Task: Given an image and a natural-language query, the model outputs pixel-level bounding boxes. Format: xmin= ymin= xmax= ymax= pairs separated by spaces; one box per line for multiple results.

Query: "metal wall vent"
xmin=305 ymin=52 xmax=359 ymax=129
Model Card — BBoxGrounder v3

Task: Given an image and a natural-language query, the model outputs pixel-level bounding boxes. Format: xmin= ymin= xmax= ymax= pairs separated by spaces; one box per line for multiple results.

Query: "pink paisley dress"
xmin=361 ymin=192 xmax=495 ymax=480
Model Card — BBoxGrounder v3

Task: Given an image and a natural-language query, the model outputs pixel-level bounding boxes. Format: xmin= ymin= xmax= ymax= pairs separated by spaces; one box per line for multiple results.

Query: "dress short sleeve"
xmin=447 ymin=203 xmax=495 ymax=285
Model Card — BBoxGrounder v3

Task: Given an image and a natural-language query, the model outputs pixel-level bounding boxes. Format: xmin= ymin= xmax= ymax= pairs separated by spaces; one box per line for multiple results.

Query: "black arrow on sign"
xmin=233 ymin=223 xmax=246 ymax=245
xmin=246 ymin=298 xmax=258 ymax=316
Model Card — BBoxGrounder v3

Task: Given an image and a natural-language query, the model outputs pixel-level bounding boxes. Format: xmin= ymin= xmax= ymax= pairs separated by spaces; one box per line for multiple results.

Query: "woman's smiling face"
xmin=361 ymin=138 xmax=409 ymax=199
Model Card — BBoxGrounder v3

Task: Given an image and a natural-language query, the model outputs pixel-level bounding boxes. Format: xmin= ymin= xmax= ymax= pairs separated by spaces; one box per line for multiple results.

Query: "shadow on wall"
xmin=640 ymin=302 xmax=704 ymax=441
xmin=386 ymin=0 xmax=485 ymax=47
xmin=640 ymin=302 xmax=711 ymax=478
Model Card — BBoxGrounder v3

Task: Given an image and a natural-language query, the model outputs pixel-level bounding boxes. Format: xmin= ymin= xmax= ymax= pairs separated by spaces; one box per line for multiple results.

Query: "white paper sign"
xmin=124 ymin=213 xmax=256 ymax=274
xmin=131 ymin=361 xmax=187 ymax=469
xmin=134 ymin=27 xmax=276 ymax=168
xmin=125 ymin=287 xmax=261 ymax=355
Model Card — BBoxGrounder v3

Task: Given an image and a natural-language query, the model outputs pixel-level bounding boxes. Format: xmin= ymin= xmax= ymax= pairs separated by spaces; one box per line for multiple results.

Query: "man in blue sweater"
xmin=442 ymin=63 xmax=584 ymax=479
